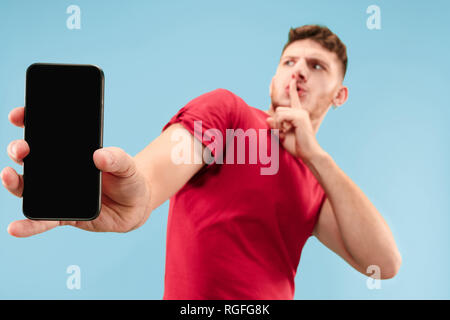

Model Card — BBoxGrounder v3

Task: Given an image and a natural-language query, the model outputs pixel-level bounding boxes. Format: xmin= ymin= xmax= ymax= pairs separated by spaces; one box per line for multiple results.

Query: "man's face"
xmin=270 ymin=39 xmax=345 ymax=116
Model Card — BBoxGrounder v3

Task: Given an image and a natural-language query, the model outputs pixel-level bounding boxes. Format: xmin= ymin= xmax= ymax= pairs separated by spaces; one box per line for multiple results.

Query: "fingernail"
xmin=12 ymin=144 xmax=17 ymax=155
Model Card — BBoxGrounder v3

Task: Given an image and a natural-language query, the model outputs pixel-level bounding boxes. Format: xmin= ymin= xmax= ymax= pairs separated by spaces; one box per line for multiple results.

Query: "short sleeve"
xmin=162 ymin=88 xmax=239 ymax=166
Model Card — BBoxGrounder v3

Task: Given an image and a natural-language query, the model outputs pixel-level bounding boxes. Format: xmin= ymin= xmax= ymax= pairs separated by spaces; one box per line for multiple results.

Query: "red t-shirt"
xmin=161 ymin=88 xmax=327 ymax=299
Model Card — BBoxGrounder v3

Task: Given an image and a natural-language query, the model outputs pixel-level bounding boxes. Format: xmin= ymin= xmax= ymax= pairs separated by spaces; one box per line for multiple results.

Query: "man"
xmin=1 ymin=25 xmax=401 ymax=299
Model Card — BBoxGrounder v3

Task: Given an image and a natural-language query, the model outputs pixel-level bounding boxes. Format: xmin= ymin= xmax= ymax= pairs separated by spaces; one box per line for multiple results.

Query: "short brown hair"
xmin=281 ymin=25 xmax=348 ymax=79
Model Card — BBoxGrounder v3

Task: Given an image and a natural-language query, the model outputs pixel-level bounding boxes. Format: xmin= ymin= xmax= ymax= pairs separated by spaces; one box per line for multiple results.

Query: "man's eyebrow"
xmin=280 ymin=55 xmax=330 ymax=68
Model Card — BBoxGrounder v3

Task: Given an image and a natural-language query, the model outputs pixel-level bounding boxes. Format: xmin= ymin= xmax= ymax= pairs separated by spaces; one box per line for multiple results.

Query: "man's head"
xmin=269 ymin=25 xmax=349 ymax=126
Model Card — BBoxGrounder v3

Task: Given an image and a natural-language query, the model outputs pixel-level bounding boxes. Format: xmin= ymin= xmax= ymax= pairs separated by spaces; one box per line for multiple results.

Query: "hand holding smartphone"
xmin=1 ymin=63 xmax=152 ymax=236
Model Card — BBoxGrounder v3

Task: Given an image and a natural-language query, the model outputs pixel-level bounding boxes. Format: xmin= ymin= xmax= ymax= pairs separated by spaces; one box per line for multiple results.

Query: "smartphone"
xmin=23 ymin=63 xmax=104 ymax=221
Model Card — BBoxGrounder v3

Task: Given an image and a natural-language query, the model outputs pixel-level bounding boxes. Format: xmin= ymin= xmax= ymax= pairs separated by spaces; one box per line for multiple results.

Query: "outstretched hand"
xmin=1 ymin=107 xmax=152 ymax=237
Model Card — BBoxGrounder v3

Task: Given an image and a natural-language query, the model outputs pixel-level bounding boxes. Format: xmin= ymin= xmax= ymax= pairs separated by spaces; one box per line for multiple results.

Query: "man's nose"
xmin=292 ymin=59 xmax=308 ymax=82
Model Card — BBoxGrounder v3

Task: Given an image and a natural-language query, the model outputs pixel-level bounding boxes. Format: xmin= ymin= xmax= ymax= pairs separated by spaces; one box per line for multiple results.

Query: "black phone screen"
xmin=23 ymin=63 xmax=104 ymax=220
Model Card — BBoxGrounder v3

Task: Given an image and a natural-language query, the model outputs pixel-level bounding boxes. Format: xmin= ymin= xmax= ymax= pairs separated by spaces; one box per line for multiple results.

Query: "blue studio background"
xmin=1 ymin=0 xmax=449 ymax=299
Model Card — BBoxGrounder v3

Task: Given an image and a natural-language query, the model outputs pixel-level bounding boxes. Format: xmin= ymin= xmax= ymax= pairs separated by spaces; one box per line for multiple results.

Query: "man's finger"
xmin=289 ymin=78 xmax=302 ymax=110
xmin=7 ymin=140 xmax=29 ymax=166
xmin=8 ymin=107 xmax=25 ymax=128
xmin=7 ymin=219 xmax=60 ymax=237
xmin=1 ymin=167 xmax=24 ymax=197
xmin=273 ymin=107 xmax=294 ymax=132
xmin=274 ymin=111 xmax=296 ymax=132
xmin=281 ymin=121 xmax=292 ymax=132
xmin=93 ymin=147 xmax=137 ymax=178
xmin=266 ymin=117 xmax=275 ymax=128
xmin=266 ymin=117 xmax=280 ymax=130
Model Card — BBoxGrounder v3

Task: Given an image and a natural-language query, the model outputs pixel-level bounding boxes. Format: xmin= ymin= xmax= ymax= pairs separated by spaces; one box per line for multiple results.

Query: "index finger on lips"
xmin=289 ymin=78 xmax=302 ymax=110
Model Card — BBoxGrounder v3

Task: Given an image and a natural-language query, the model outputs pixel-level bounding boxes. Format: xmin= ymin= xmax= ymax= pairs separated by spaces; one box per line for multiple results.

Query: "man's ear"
xmin=332 ymin=85 xmax=348 ymax=107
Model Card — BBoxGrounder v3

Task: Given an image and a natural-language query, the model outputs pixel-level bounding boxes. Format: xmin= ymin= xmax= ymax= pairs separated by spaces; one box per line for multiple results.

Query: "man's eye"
xmin=313 ymin=63 xmax=323 ymax=70
xmin=284 ymin=60 xmax=294 ymax=66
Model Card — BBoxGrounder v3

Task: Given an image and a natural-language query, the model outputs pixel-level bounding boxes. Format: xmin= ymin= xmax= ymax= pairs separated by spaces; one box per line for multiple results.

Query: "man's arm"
xmin=307 ymin=151 xmax=402 ymax=280
xmin=267 ymin=77 xmax=401 ymax=278
xmin=133 ymin=123 xmax=206 ymax=227
xmin=312 ymin=196 xmax=369 ymax=276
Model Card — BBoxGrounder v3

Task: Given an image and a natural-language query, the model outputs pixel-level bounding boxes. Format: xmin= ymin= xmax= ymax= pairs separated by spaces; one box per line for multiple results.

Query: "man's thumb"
xmin=93 ymin=147 xmax=137 ymax=178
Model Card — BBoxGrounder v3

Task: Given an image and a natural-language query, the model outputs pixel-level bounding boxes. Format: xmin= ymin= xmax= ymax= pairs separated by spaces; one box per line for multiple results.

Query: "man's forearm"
xmin=303 ymin=150 xmax=402 ymax=277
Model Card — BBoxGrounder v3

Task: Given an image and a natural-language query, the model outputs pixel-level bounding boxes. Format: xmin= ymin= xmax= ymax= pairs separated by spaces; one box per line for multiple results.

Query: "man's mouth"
xmin=285 ymin=84 xmax=306 ymax=97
